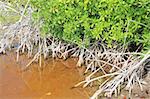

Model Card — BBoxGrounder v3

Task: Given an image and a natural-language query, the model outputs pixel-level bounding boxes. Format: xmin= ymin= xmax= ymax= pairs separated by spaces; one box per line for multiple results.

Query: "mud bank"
xmin=0 ymin=52 xmax=92 ymax=99
xmin=0 ymin=52 xmax=150 ymax=99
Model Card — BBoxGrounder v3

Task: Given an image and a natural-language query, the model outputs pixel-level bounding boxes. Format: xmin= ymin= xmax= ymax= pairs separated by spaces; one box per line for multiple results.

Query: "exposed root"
xmin=0 ymin=1 xmax=150 ymax=99
xmin=74 ymin=50 xmax=150 ymax=99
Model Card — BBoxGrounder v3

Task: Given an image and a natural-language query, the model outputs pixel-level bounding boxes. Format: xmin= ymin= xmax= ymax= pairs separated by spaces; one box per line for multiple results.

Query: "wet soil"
xmin=0 ymin=52 xmax=150 ymax=99
xmin=0 ymin=52 xmax=91 ymax=99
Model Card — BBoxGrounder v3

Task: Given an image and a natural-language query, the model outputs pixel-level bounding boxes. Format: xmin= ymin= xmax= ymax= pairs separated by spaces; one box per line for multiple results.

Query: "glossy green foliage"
xmin=31 ymin=0 xmax=150 ymax=49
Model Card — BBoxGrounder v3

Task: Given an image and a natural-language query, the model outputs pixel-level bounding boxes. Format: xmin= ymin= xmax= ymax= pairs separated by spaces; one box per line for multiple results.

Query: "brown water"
xmin=0 ymin=52 xmax=91 ymax=99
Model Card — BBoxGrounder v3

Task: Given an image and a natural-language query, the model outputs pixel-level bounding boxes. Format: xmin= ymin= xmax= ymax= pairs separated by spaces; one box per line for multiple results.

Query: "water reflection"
xmin=0 ymin=52 xmax=90 ymax=99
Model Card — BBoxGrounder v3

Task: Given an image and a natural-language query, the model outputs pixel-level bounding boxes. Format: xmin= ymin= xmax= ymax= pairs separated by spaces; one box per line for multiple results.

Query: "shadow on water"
xmin=0 ymin=52 xmax=91 ymax=99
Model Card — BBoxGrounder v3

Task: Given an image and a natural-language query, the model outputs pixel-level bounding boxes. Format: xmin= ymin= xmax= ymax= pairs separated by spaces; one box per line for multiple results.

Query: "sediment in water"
xmin=0 ymin=2 xmax=150 ymax=99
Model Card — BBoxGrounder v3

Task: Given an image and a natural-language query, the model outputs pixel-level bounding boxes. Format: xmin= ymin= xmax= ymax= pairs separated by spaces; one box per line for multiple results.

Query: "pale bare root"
xmin=1 ymin=19 xmax=149 ymax=98
xmin=74 ymin=49 xmax=150 ymax=99
xmin=0 ymin=1 xmax=150 ymax=99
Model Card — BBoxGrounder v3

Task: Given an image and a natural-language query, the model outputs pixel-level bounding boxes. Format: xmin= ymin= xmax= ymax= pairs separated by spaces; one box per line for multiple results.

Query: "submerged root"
xmin=75 ymin=50 xmax=150 ymax=99
xmin=0 ymin=1 xmax=150 ymax=99
xmin=1 ymin=20 xmax=149 ymax=98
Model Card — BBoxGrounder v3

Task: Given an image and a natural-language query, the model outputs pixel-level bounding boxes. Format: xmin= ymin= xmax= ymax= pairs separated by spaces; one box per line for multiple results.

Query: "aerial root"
xmin=0 ymin=2 xmax=150 ymax=98
xmin=75 ymin=50 xmax=150 ymax=99
xmin=1 ymin=18 xmax=149 ymax=98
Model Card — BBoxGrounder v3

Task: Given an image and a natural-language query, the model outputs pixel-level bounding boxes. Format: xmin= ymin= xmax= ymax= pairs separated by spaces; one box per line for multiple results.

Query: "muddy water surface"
xmin=0 ymin=52 xmax=91 ymax=99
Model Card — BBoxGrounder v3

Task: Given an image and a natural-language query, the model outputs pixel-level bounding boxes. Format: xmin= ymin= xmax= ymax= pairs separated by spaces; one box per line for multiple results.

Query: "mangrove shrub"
xmin=31 ymin=0 xmax=150 ymax=49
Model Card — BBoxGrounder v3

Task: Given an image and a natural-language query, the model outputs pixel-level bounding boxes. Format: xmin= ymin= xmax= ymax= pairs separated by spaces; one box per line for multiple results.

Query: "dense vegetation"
xmin=1 ymin=1 xmax=150 ymax=98
xmin=31 ymin=0 xmax=150 ymax=50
